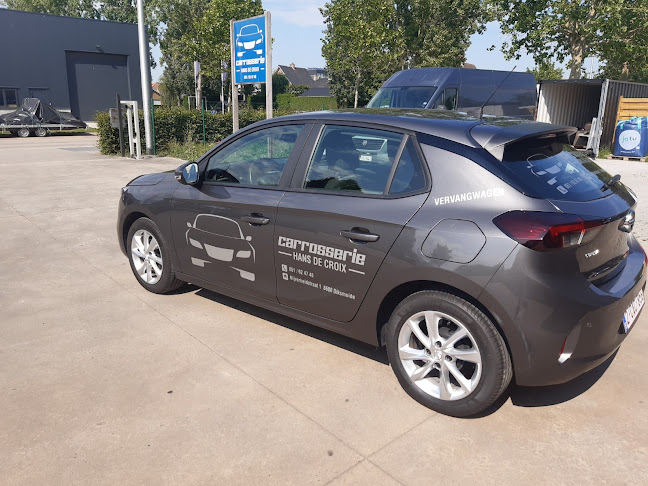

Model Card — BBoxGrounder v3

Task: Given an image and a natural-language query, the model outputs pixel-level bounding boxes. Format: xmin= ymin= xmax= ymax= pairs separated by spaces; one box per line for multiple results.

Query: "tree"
xmin=321 ymin=0 xmax=489 ymax=108
xmin=490 ymin=0 xmax=648 ymax=80
xmin=597 ymin=1 xmax=648 ymax=83
xmin=273 ymin=74 xmax=290 ymax=96
xmin=526 ymin=61 xmax=564 ymax=81
xmin=395 ymin=0 xmax=488 ymax=69
xmin=321 ymin=0 xmax=399 ymax=108
xmin=169 ymin=0 xmax=263 ymax=108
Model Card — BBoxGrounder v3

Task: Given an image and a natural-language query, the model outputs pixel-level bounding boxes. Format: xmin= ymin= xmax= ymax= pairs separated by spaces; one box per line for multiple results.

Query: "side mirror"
xmin=175 ymin=162 xmax=199 ymax=185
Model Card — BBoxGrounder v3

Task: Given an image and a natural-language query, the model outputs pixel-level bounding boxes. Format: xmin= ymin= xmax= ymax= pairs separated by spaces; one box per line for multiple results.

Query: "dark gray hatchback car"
xmin=118 ymin=110 xmax=645 ymax=417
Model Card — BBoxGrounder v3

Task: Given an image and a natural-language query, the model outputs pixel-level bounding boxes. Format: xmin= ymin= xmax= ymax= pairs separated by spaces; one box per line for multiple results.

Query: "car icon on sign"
xmin=186 ymin=214 xmax=256 ymax=281
xmin=236 ymin=24 xmax=263 ymax=57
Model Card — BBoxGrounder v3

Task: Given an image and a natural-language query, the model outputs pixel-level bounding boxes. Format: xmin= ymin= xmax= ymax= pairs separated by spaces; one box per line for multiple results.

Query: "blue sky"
xmin=151 ymin=1 xmax=596 ymax=82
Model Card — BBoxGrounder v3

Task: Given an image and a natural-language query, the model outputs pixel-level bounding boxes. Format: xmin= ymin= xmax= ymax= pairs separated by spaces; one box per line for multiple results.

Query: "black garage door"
xmin=66 ymin=51 xmax=131 ymax=122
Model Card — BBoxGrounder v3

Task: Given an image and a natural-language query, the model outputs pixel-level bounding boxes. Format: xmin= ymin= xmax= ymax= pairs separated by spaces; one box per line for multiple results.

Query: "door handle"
xmin=242 ymin=214 xmax=270 ymax=226
xmin=340 ymin=229 xmax=380 ymax=243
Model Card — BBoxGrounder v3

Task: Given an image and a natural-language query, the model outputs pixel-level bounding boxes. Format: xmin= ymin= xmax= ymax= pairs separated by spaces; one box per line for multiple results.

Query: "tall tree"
xmin=321 ymin=0 xmax=488 ymax=108
xmin=597 ymin=1 xmax=648 ymax=82
xmin=490 ymin=0 xmax=648 ymax=80
xmin=321 ymin=0 xmax=400 ymax=108
xmin=396 ymin=0 xmax=488 ymax=69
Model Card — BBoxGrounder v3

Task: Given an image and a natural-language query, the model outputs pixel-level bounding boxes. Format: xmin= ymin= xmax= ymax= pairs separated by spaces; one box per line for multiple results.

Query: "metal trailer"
xmin=536 ymin=78 xmax=648 ymax=156
xmin=0 ymin=122 xmax=85 ymax=138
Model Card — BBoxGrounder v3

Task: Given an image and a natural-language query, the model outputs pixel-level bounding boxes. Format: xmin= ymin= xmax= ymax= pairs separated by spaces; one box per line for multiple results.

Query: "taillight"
xmin=493 ymin=211 xmax=604 ymax=251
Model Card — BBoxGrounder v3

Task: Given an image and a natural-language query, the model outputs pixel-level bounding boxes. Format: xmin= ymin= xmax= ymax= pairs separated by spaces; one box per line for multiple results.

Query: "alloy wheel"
xmin=131 ymin=229 xmax=163 ymax=284
xmin=397 ymin=310 xmax=482 ymax=400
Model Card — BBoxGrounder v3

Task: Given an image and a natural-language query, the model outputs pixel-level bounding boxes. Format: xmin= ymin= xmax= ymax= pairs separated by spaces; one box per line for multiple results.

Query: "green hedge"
xmin=96 ymin=108 xmax=289 ymax=155
xmin=276 ymin=94 xmax=337 ymax=111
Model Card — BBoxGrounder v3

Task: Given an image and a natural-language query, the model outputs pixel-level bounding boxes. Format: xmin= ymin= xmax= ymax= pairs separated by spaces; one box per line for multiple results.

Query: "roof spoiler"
xmin=470 ymin=124 xmax=577 ymax=161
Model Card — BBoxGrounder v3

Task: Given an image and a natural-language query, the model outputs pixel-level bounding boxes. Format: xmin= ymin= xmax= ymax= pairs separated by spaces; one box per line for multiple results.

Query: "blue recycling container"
xmin=614 ymin=117 xmax=648 ymax=157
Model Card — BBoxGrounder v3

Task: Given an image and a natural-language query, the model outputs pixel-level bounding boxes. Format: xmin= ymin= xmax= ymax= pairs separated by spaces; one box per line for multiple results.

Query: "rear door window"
xmin=502 ymin=139 xmax=616 ymax=201
xmin=304 ymin=125 xmax=404 ymax=194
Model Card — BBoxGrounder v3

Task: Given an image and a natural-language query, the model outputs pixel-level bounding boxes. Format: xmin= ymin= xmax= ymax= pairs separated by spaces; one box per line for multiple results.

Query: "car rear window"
xmin=502 ymin=137 xmax=615 ymax=201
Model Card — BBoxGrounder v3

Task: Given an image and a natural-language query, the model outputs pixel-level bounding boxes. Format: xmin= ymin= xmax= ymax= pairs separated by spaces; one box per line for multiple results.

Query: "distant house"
xmin=275 ymin=63 xmax=330 ymax=97
xmin=151 ymin=82 xmax=162 ymax=106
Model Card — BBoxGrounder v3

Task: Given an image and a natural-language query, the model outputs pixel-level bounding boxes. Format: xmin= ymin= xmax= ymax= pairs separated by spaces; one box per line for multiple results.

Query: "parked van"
xmin=366 ymin=67 xmax=537 ymax=119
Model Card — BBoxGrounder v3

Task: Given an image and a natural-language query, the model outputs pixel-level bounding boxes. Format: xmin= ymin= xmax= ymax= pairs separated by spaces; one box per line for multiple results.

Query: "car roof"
xmin=250 ymin=109 xmax=572 ymax=152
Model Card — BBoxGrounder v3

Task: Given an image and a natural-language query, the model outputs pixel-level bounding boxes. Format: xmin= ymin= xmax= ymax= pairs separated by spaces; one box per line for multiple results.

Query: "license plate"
xmin=623 ymin=289 xmax=645 ymax=333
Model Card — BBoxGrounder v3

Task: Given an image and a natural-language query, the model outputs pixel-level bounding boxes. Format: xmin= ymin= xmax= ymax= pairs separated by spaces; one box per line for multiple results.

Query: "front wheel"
xmin=17 ymin=128 xmax=31 ymax=138
xmin=385 ymin=290 xmax=512 ymax=417
xmin=127 ymin=217 xmax=185 ymax=294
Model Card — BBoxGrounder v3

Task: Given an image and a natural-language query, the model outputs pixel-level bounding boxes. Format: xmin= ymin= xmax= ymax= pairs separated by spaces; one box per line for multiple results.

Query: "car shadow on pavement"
xmin=469 ymin=353 xmax=618 ymax=417
xmin=195 ymin=287 xmax=390 ymax=365
xmin=508 ymin=351 xmax=618 ymax=408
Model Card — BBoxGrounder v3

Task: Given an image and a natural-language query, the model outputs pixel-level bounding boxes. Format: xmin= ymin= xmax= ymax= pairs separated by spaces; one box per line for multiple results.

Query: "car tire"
xmin=127 ymin=217 xmax=185 ymax=294
xmin=17 ymin=128 xmax=31 ymax=138
xmin=385 ymin=290 xmax=512 ymax=417
xmin=35 ymin=127 xmax=49 ymax=137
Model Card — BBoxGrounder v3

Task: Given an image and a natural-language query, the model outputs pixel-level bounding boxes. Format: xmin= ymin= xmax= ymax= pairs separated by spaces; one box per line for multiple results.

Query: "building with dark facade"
xmin=0 ymin=9 xmax=142 ymax=123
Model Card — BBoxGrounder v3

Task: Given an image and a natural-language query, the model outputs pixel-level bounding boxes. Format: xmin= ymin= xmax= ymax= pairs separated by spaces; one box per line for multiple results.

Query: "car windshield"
xmin=367 ymin=86 xmax=437 ymax=109
xmin=502 ymin=138 xmax=617 ymax=202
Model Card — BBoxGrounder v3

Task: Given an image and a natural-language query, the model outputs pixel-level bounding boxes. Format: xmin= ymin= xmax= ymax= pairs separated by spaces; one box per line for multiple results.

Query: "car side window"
xmin=304 ymin=125 xmax=404 ymax=195
xmin=205 ymin=124 xmax=304 ymax=186
xmin=388 ymin=139 xmax=427 ymax=195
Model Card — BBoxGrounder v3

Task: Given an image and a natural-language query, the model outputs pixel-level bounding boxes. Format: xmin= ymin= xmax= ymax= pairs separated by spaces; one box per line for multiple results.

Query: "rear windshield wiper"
xmin=601 ymin=174 xmax=621 ymax=192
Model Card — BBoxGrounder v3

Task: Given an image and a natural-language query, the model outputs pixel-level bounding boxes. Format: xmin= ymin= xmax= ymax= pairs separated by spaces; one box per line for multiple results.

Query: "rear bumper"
xmin=480 ymin=236 xmax=646 ymax=386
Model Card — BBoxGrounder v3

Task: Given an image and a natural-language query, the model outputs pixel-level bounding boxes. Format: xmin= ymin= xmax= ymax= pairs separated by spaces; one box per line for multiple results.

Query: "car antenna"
xmin=479 ymin=65 xmax=517 ymax=119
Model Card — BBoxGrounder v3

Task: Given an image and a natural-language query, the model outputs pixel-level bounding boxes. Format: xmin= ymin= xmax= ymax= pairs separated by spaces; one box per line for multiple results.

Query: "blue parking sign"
xmin=233 ymin=16 xmax=266 ymax=84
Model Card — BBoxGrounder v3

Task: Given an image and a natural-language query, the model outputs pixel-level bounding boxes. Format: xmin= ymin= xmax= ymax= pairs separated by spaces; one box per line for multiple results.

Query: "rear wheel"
xmin=127 ymin=217 xmax=185 ymax=294
xmin=35 ymin=127 xmax=49 ymax=137
xmin=385 ymin=290 xmax=512 ymax=417
xmin=17 ymin=128 xmax=31 ymax=138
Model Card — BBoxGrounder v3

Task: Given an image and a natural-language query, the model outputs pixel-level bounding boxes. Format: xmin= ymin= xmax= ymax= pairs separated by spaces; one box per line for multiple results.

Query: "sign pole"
xmin=116 ymin=93 xmax=125 ymax=157
xmin=265 ymin=11 xmax=272 ymax=119
xmin=230 ymin=19 xmax=239 ymax=133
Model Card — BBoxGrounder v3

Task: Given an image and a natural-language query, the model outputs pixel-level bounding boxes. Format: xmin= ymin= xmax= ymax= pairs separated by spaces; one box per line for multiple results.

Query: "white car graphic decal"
xmin=186 ymin=214 xmax=256 ymax=281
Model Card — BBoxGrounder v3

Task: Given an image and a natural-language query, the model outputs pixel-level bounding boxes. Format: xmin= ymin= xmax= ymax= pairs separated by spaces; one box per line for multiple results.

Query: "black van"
xmin=366 ymin=67 xmax=537 ymax=119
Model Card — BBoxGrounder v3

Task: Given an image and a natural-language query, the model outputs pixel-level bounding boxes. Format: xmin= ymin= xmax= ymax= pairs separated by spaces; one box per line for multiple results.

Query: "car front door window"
xmin=205 ymin=125 xmax=304 ymax=186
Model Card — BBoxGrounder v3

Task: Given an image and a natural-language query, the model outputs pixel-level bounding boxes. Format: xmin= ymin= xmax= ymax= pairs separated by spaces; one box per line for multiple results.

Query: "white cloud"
xmin=264 ymin=0 xmax=326 ymax=28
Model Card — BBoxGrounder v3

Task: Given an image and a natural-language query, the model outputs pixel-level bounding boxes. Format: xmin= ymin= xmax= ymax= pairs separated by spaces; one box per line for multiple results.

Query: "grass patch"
xmin=597 ymin=144 xmax=612 ymax=159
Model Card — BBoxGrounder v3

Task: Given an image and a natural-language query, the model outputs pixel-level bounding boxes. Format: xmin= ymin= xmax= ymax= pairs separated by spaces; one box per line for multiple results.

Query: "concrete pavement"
xmin=1 ymin=134 xmax=647 ymax=485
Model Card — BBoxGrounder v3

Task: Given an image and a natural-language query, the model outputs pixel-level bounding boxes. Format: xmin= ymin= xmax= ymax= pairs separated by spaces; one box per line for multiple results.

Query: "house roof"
xmin=277 ymin=65 xmax=316 ymax=86
xmin=151 ymin=82 xmax=161 ymax=95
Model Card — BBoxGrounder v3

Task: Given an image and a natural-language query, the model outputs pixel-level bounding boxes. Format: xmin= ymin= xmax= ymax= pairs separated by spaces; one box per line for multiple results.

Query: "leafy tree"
xmin=597 ymin=1 xmax=648 ymax=83
xmin=287 ymin=84 xmax=310 ymax=96
xmin=490 ymin=0 xmax=648 ymax=80
xmin=321 ymin=0 xmax=488 ymax=108
xmin=395 ymin=0 xmax=488 ymax=69
xmin=526 ymin=61 xmax=564 ymax=81
xmin=273 ymin=73 xmax=290 ymax=96
xmin=321 ymin=0 xmax=399 ymax=108
xmin=169 ymin=0 xmax=263 ymax=108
